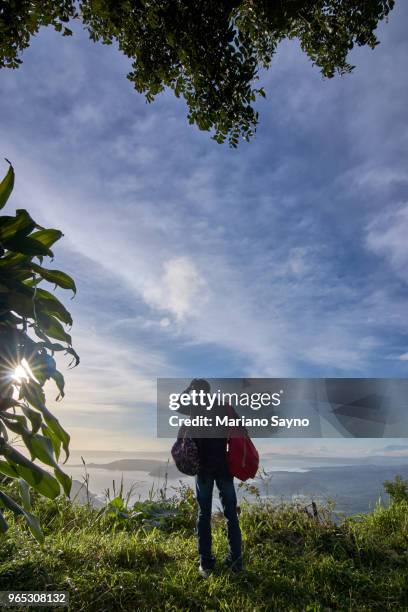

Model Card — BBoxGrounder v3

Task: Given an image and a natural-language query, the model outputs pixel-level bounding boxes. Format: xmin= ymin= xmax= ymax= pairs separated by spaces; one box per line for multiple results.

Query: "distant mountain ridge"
xmin=72 ymin=458 xmax=170 ymax=472
xmin=254 ymin=463 xmax=408 ymax=514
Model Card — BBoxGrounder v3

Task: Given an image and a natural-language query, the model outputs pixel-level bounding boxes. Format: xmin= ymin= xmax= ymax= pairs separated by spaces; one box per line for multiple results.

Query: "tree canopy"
xmin=0 ymin=0 xmax=395 ymax=145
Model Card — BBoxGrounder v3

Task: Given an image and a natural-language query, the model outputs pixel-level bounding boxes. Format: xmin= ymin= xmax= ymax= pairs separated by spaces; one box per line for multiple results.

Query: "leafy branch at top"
xmin=0 ymin=1 xmax=395 ymax=146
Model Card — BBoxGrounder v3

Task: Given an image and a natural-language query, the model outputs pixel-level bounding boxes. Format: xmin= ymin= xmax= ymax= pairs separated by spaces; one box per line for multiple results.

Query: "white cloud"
xmin=142 ymin=256 xmax=208 ymax=321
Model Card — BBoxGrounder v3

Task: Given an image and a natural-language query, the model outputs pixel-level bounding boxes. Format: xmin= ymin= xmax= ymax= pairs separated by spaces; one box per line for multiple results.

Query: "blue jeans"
xmin=195 ymin=472 xmax=242 ymax=570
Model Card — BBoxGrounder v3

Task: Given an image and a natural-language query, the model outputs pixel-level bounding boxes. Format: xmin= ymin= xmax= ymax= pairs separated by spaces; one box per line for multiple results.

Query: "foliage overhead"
xmin=0 ymin=161 xmax=78 ymax=542
xmin=0 ymin=0 xmax=395 ymax=145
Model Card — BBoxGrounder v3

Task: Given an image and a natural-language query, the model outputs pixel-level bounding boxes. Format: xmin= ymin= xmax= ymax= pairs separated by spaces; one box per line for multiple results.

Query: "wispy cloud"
xmin=366 ymin=204 xmax=408 ymax=283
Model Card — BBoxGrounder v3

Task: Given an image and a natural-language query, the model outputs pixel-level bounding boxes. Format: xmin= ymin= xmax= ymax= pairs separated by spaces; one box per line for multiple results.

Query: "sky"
xmin=1 ymin=3 xmax=408 ymax=454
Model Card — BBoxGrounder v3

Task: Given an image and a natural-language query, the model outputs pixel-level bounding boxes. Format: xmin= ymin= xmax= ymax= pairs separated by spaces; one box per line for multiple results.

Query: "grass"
xmin=0 ymin=480 xmax=408 ymax=611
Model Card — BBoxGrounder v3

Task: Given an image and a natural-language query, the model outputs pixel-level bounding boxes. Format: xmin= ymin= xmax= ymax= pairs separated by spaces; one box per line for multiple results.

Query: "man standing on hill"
xmin=178 ymin=379 xmax=242 ymax=578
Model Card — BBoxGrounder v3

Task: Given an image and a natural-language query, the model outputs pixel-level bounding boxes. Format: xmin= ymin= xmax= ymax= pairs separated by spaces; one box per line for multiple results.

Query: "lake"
xmin=64 ymin=449 xmax=307 ymax=506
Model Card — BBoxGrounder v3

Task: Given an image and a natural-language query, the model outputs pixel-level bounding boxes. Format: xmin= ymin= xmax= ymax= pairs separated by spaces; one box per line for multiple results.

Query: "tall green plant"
xmin=0 ymin=160 xmax=78 ymax=542
xmin=384 ymin=475 xmax=408 ymax=504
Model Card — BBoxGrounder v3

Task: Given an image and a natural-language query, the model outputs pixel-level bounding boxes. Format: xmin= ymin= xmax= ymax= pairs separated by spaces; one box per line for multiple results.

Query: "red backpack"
xmin=225 ymin=404 xmax=259 ymax=481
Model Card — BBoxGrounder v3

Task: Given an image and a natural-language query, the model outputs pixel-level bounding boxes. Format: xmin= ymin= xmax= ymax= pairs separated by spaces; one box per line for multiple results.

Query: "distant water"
xmin=64 ymin=450 xmax=406 ymax=514
xmin=66 ymin=465 xmax=185 ymax=504
xmin=64 ymin=450 xmax=309 ymax=506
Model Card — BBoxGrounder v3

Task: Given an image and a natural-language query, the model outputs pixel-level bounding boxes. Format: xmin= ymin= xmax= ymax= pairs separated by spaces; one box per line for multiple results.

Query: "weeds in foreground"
xmin=0 ymin=477 xmax=407 ymax=611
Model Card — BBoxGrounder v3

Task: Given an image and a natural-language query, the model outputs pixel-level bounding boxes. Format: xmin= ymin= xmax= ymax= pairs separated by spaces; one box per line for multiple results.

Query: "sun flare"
xmin=12 ymin=358 xmax=36 ymax=384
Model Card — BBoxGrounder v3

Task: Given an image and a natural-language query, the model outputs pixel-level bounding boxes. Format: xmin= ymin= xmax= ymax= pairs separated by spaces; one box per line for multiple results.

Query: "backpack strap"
xmin=225 ymin=403 xmax=235 ymax=419
xmin=224 ymin=403 xmax=249 ymax=438
xmin=225 ymin=403 xmax=248 ymax=468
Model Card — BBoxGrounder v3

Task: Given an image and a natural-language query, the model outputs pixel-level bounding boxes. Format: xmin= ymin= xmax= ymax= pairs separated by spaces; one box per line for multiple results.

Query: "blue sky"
xmin=1 ymin=3 xmax=408 ymax=453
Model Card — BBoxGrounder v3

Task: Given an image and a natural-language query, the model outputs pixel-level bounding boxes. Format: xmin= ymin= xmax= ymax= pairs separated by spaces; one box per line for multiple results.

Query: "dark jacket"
xmin=178 ymin=400 xmax=236 ymax=476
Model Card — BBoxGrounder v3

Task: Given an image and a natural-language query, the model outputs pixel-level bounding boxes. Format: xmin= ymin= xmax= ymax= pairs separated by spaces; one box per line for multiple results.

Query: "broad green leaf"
xmin=2 ymin=414 xmax=27 ymax=425
xmin=0 ymin=397 xmax=20 ymax=410
xmin=20 ymin=383 xmax=70 ymax=462
xmin=35 ymin=288 xmax=73 ymax=326
xmin=50 ymin=370 xmax=65 ymax=399
xmin=29 ymin=228 xmax=63 ymax=248
xmin=31 ymin=264 xmax=76 ymax=295
xmin=41 ymin=408 xmax=70 ymax=463
xmin=38 ymin=339 xmax=70 ymax=352
xmin=41 ymin=424 xmax=61 ymax=462
xmin=24 ymin=276 xmax=43 ymax=287
xmin=1 ymin=443 xmax=60 ymax=499
xmin=54 ymin=466 xmax=72 ymax=496
xmin=0 ymin=209 xmax=36 ymax=241
xmin=0 ymin=251 xmax=30 ymax=268
xmin=2 ymin=235 xmax=53 ymax=257
xmin=0 ymin=275 xmax=35 ymax=297
xmin=29 ymin=353 xmax=56 ymax=384
xmin=23 ymin=432 xmax=57 ymax=468
xmin=0 ymin=229 xmax=63 ymax=269
xmin=18 ymin=479 xmax=31 ymax=511
xmin=0 ymin=311 xmax=23 ymax=326
xmin=0 ymin=460 xmax=19 ymax=478
xmin=37 ymin=313 xmax=72 ymax=344
xmin=0 ymin=491 xmax=44 ymax=543
xmin=21 ymin=404 xmax=43 ymax=433
xmin=7 ymin=294 xmax=35 ymax=319
xmin=21 ymin=381 xmax=46 ymax=411
xmin=4 ymin=292 xmax=35 ymax=318
xmin=13 ymin=464 xmax=60 ymax=499
xmin=0 ymin=490 xmax=24 ymax=515
xmin=2 ymin=415 xmax=28 ymax=436
xmin=37 ymin=340 xmax=80 ymax=367
xmin=109 ymin=496 xmax=126 ymax=511
xmin=0 ymin=266 xmax=33 ymax=282
xmin=23 ymin=510 xmax=44 ymax=544
xmin=0 ymin=161 xmax=14 ymax=210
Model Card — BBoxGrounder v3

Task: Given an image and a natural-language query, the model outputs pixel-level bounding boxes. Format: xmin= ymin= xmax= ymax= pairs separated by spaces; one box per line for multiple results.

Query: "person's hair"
xmin=190 ymin=378 xmax=211 ymax=394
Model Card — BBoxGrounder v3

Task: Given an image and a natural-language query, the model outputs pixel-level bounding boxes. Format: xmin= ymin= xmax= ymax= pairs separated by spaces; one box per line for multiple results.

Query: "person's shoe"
xmin=223 ymin=557 xmax=243 ymax=572
xmin=199 ymin=565 xmax=213 ymax=579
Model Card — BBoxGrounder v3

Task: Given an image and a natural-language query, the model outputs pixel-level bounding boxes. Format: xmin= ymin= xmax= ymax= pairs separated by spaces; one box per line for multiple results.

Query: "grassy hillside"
xmin=0 ymin=481 xmax=407 ymax=611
